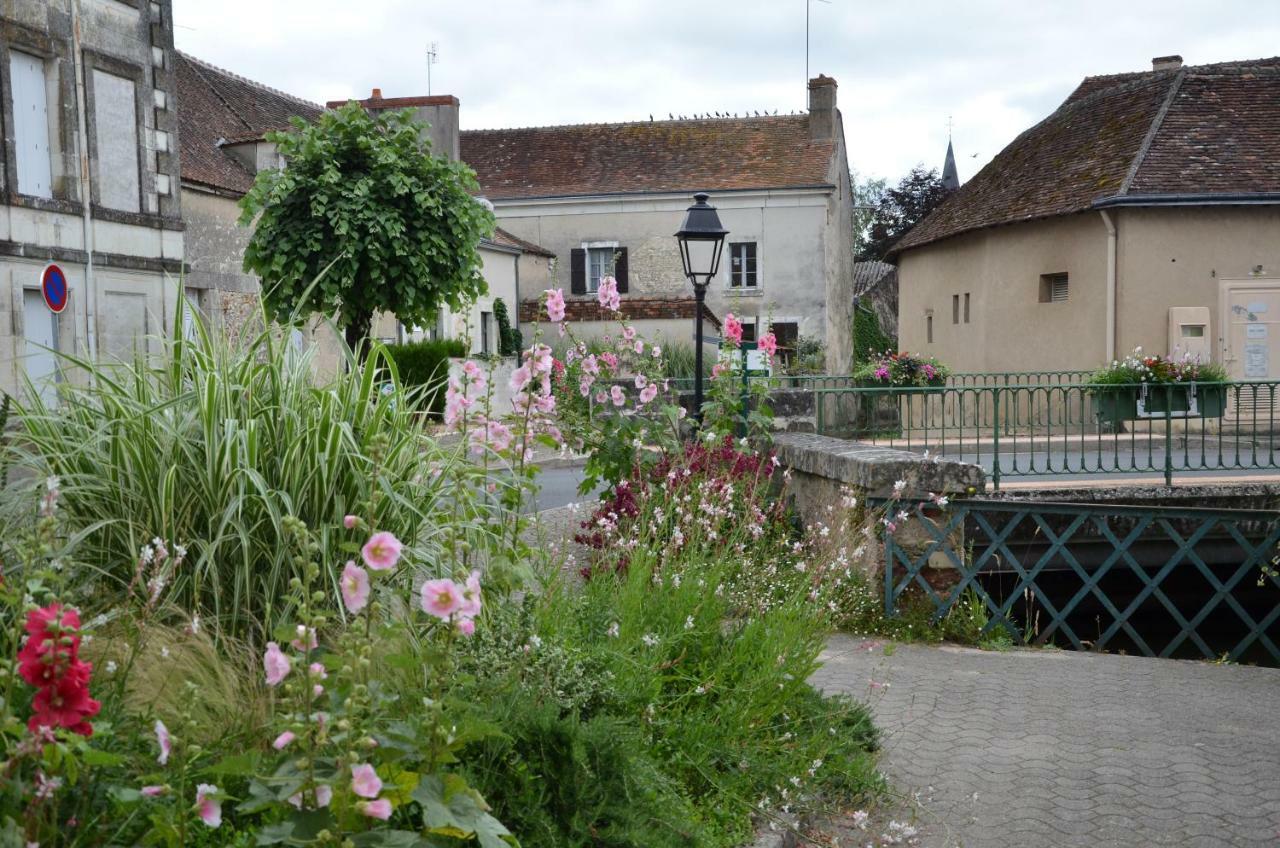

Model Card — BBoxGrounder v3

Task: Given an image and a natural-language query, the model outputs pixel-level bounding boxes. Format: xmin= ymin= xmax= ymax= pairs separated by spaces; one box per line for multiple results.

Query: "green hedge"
xmin=853 ymin=305 xmax=894 ymax=365
xmin=385 ymin=337 xmax=467 ymax=416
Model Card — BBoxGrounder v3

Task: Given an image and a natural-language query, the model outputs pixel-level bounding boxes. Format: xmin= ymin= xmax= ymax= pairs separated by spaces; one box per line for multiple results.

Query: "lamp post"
xmin=675 ymin=192 xmax=729 ymax=425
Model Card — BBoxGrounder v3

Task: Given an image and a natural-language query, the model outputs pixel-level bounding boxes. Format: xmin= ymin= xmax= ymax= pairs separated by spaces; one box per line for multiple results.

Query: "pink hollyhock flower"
xmin=460 ymin=571 xmax=483 ymax=618
xmin=534 ymin=393 xmax=556 ymax=414
xmin=288 ymin=784 xmax=333 ymax=810
xmin=579 ymin=379 xmax=593 ymax=397
xmin=653 ymin=345 xmax=662 ymax=358
xmin=545 ymin=288 xmax=566 ymax=322
xmin=711 ymin=363 xmax=726 ymax=378
xmin=341 ymin=561 xmax=370 ymax=614
xmin=343 ymin=514 xmax=358 ymax=529
xmin=622 ymin=326 xmax=636 ymax=342
xmin=582 ymin=354 xmax=600 ymax=375
xmin=361 ymin=532 xmax=403 ymax=571
xmin=290 ymin=626 xmax=318 ymax=651
xmin=263 ymin=642 xmax=291 ymax=687
xmin=457 ymin=618 xmax=475 ymax=637
xmin=195 ymin=784 xmax=221 ymax=828
xmin=531 ymin=344 xmax=554 ymax=374
xmin=420 ymin=579 xmax=464 ymax=620
xmin=461 ymin=360 xmax=485 ymax=385
xmin=509 ymin=364 xmax=531 ymax=392
xmin=639 ymin=384 xmax=658 ymax=405
xmin=610 ymin=386 xmax=626 ymax=407
xmin=359 ymin=798 xmax=393 ymax=820
xmin=594 ymin=391 xmax=607 ymax=404
xmin=597 ymin=277 xmax=621 ymax=312
xmin=600 ymin=352 xmax=618 ymax=370
xmin=310 ymin=661 xmax=327 ymax=679
xmin=759 ymin=333 xmax=778 ymax=357
xmin=141 ymin=785 xmax=166 ymax=797
xmin=154 ymin=720 xmax=172 ymax=765
xmin=351 ymin=763 xmax=383 ymax=799
xmin=724 ymin=313 xmax=743 ymax=344
xmin=634 ymin=340 xmax=644 ymax=354
xmin=634 ymin=374 xmax=647 ymax=389
xmin=273 ymin=731 xmax=296 ymax=750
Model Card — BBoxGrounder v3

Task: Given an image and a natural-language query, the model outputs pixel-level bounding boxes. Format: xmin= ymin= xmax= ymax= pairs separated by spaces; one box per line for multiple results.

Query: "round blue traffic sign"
xmin=41 ymin=264 xmax=68 ymax=313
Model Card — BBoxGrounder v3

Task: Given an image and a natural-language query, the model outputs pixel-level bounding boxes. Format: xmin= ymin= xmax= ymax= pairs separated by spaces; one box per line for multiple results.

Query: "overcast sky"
xmin=172 ymin=1 xmax=1280 ymax=185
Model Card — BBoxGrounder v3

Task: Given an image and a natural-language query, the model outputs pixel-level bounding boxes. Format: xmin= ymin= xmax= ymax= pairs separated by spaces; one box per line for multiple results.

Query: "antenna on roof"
xmin=426 ymin=41 xmax=439 ymax=95
xmin=806 ymin=0 xmax=832 ymax=108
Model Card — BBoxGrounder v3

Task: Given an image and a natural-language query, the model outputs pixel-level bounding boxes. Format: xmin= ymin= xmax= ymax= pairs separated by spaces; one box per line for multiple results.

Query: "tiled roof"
xmin=175 ymin=52 xmax=323 ymax=195
xmin=490 ymin=227 xmax=555 ymax=257
xmin=853 ymin=260 xmax=896 ymax=298
xmin=460 ymin=115 xmax=835 ymax=200
xmin=893 ymin=57 xmax=1280 ymax=254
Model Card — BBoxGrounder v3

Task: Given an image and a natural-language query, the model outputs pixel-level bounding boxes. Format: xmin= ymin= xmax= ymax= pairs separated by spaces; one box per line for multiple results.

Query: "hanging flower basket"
xmin=853 ymin=351 xmax=949 ymax=395
xmin=1089 ymin=349 xmax=1228 ymax=423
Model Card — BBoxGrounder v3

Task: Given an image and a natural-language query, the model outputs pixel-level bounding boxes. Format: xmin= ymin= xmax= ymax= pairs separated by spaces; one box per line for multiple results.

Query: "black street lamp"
xmin=675 ymin=192 xmax=728 ymax=424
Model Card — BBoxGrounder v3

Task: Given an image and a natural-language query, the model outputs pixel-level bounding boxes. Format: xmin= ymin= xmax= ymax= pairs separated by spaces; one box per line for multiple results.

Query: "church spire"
xmin=942 ymin=139 xmax=959 ymax=190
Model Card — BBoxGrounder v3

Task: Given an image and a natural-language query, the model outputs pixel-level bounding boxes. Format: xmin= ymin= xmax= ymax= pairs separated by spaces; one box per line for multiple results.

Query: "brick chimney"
xmin=1152 ymin=55 xmax=1183 ymax=72
xmin=326 ymin=88 xmax=460 ymax=161
xmin=808 ymin=75 xmax=837 ymax=141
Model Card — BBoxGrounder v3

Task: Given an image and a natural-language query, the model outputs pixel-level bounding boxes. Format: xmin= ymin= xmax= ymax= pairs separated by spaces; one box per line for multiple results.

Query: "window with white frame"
xmin=729 ymin=242 xmax=758 ymax=288
xmin=587 ymin=246 xmax=614 ymax=293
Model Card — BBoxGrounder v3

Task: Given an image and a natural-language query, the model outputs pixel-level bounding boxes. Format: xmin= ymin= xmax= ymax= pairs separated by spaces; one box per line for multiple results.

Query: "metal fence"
xmin=816 ymin=381 xmax=1280 ymax=487
xmin=882 ymin=498 xmax=1280 ymax=664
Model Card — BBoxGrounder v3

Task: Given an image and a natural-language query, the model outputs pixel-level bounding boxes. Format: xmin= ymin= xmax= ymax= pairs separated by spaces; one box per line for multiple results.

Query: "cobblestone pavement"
xmin=812 ymin=636 xmax=1280 ymax=847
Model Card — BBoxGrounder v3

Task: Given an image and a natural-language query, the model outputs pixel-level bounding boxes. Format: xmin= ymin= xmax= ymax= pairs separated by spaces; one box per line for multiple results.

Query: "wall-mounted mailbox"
xmin=1168 ymin=306 xmax=1211 ymax=361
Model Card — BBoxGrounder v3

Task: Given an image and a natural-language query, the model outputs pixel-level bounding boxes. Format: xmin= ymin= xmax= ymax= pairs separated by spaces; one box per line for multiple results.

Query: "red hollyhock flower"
xmin=28 ymin=671 xmax=101 ymax=737
xmin=25 ymin=604 xmax=81 ymax=641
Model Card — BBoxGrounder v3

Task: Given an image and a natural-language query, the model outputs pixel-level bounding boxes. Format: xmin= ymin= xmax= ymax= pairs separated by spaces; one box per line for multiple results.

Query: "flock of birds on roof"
xmin=649 ymin=109 xmax=793 ymax=121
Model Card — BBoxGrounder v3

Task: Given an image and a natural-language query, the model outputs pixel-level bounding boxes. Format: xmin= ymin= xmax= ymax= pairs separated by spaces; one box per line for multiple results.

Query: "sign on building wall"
xmin=40 ymin=264 xmax=69 ymax=313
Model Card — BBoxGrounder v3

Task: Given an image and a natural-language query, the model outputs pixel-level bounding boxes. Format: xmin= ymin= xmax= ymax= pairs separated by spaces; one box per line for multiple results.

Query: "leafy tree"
xmin=857 ymin=165 xmax=951 ymax=262
xmin=239 ymin=102 xmax=494 ymax=348
xmin=850 ymin=170 xmax=887 ymax=259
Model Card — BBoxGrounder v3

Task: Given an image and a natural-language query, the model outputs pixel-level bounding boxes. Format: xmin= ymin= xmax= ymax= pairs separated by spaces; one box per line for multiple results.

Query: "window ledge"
xmin=723 ymin=287 xmax=763 ymax=296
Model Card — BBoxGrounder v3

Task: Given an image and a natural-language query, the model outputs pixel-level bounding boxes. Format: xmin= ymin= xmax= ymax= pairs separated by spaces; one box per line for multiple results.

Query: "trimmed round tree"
xmin=238 ymin=102 xmax=494 ymax=348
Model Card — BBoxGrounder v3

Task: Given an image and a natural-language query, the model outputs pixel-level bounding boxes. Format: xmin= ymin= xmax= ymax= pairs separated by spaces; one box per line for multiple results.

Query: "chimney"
xmin=808 ymin=74 xmax=837 ymax=141
xmin=326 ymin=90 xmax=461 ymax=162
xmin=1152 ymin=55 xmax=1183 ymax=72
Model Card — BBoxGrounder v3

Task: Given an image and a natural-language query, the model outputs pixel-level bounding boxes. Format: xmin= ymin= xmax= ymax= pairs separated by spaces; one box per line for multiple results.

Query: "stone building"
xmin=461 ymin=75 xmax=856 ymax=372
xmin=892 ymin=55 xmax=1280 ymax=381
xmin=1 ymin=0 xmax=184 ymax=401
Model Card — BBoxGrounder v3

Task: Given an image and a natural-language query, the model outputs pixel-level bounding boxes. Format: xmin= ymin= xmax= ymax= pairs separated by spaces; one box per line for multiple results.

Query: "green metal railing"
xmin=881 ymin=498 xmax=1280 ymax=664
xmin=817 ymin=381 xmax=1280 ymax=488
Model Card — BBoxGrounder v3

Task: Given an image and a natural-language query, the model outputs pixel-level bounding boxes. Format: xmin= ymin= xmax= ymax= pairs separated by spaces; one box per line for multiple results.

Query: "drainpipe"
xmin=71 ymin=1 xmax=97 ymax=363
xmin=1099 ymin=209 xmax=1117 ymax=362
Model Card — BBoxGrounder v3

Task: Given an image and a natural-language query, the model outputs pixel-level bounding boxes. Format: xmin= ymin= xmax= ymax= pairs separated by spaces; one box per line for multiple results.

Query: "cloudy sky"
xmin=172 ymin=0 xmax=1280 ymax=184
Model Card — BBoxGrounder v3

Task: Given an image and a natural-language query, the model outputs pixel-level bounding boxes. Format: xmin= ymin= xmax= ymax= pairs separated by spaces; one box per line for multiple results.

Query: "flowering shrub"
xmin=1088 ymin=347 xmax=1228 ymax=385
xmin=699 ymin=312 xmax=778 ymax=441
xmin=853 ymin=350 xmax=950 ymax=388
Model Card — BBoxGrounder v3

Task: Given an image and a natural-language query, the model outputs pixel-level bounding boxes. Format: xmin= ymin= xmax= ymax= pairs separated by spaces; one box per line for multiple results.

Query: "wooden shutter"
xmin=570 ymin=249 xmax=586 ymax=295
xmin=614 ymin=247 xmax=628 ymax=293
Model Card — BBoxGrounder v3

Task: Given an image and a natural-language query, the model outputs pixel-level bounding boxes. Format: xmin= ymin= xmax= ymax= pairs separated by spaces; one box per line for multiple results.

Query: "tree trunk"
xmin=344 ymin=311 xmax=373 ymax=357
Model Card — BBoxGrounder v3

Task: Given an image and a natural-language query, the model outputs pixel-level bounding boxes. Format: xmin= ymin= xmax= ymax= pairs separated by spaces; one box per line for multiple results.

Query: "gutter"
xmin=71 ymin=1 xmax=97 ymax=364
xmin=1092 ymin=192 xmax=1280 ymax=209
xmin=1099 ymin=210 xmax=1117 ymax=363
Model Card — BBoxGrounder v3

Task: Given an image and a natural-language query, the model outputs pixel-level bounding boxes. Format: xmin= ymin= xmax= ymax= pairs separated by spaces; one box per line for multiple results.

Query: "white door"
xmin=23 ymin=289 xmax=58 ymax=406
xmin=1222 ymin=282 xmax=1280 ymax=421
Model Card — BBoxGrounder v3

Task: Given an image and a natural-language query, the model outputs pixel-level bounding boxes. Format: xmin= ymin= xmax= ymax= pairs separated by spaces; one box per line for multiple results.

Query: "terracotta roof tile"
xmin=175 ymin=52 xmax=323 ymax=195
xmin=893 ymin=57 xmax=1280 ymax=255
xmin=490 ymin=227 xmax=555 ymax=257
xmin=460 ymin=115 xmax=835 ymax=200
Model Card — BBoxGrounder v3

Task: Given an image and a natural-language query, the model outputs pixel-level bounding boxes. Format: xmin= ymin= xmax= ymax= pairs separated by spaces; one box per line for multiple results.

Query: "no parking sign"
xmin=40 ymin=263 xmax=69 ymax=313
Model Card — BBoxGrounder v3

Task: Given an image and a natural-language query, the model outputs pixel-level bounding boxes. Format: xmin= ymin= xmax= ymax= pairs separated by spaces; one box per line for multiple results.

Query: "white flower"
xmin=851 ymin=810 xmax=870 ymax=830
xmin=641 ymin=633 xmax=659 ymax=647
xmin=892 ymin=479 xmax=907 ymax=495
xmin=684 ymin=615 xmax=695 ymax=630
xmin=606 ymin=622 xmax=620 ymax=638
xmin=105 ymin=660 xmax=118 ymax=674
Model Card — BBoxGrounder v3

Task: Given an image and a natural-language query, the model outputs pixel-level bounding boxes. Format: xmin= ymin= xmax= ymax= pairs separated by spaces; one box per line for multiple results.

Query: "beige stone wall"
xmin=898 ymin=207 xmax=1280 ymax=374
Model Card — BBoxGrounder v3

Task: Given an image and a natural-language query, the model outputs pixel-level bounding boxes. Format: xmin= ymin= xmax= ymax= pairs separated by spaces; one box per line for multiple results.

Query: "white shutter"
xmin=10 ymin=52 xmax=53 ymax=199
xmin=92 ymin=69 xmax=141 ymax=212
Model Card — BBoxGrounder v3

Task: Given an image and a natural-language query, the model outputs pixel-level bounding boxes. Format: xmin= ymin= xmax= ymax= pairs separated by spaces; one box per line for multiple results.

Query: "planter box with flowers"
xmin=1088 ymin=349 xmax=1229 ymax=424
xmin=852 ymin=351 xmax=951 ymax=394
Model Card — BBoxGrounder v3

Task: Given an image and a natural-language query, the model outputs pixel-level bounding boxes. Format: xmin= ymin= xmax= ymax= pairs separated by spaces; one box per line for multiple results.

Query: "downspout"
xmin=71 ymin=1 xmax=97 ymax=362
xmin=1099 ymin=209 xmax=1116 ymax=362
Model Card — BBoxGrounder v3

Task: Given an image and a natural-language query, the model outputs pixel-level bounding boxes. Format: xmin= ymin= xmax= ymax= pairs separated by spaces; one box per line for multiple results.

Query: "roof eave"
xmin=1092 ymin=192 xmax=1280 ymax=209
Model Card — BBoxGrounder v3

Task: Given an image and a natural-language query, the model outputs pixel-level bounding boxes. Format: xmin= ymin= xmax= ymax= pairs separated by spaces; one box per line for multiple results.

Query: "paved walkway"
xmin=813 ymin=636 xmax=1280 ymax=847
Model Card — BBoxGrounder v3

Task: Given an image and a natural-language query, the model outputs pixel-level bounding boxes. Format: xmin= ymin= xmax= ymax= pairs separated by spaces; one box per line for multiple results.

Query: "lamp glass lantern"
xmin=675 ymin=192 xmax=729 ymax=288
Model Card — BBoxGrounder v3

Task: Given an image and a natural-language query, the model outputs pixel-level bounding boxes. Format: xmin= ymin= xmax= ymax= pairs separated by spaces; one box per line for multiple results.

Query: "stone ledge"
xmin=772 ymin=432 xmax=985 ymax=497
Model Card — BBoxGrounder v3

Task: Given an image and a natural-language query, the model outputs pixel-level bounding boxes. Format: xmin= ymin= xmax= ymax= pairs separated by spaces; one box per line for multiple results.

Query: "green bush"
xmin=493 ymin=297 xmax=522 ymax=356
xmin=853 ymin=305 xmax=894 ymax=365
xmin=385 ymin=336 xmax=467 ymax=416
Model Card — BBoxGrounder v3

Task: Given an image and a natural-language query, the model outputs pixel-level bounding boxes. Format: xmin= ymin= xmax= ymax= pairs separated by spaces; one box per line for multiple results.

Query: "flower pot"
xmin=1093 ymin=383 xmax=1227 ymax=423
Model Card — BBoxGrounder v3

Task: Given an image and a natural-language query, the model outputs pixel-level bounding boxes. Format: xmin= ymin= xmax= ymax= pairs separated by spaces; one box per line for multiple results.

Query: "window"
xmin=952 ymin=294 xmax=960 ymax=325
xmin=10 ymin=52 xmax=53 ymax=199
xmin=770 ymin=321 xmax=799 ymax=363
xmin=927 ymin=314 xmax=934 ymax=344
xmin=1039 ymin=273 xmax=1069 ymax=303
xmin=964 ymin=293 xmax=971 ymax=323
xmin=480 ymin=311 xmax=493 ymax=353
xmin=740 ymin=318 xmax=758 ymax=343
xmin=587 ymin=247 xmax=614 ymax=293
xmin=182 ymin=287 xmax=203 ymax=340
xmin=92 ymin=69 xmax=141 ymax=212
xmin=729 ymin=242 xmax=758 ymax=288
